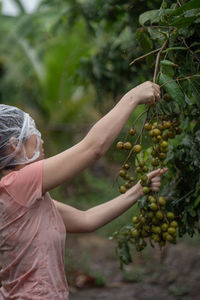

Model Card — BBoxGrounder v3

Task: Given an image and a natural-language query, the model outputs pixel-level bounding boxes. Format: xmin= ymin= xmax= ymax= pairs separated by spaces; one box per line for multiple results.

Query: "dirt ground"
xmin=67 ymin=234 xmax=200 ymax=300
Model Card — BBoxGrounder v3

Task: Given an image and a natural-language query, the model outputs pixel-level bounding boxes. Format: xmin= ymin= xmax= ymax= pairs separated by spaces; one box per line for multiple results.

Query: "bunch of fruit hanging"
xmin=112 ymin=43 xmax=183 ymax=267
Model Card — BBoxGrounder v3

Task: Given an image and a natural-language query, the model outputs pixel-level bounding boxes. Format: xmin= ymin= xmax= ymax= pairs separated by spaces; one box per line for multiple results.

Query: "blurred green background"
xmin=0 ymin=0 xmax=162 ymax=235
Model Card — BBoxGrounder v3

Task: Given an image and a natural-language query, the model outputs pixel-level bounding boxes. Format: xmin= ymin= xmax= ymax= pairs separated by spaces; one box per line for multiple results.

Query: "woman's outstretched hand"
xmin=134 ymin=168 xmax=168 ymax=197
xmin=147 ymin=168 xmax=168 ymax=193
xmin=125 ymin=81 xmax=161 ymax=105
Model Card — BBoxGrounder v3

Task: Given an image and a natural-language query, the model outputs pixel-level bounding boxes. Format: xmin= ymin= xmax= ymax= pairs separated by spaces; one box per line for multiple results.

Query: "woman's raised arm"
xmin=42 ymin=81 xmax=160 ymax=194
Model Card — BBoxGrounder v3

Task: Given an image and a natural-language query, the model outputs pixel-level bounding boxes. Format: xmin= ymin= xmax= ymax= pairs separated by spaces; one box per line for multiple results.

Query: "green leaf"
xmin=139 ymin=9 xmax=172 ymax=26
xmin=184 ymin=94 xmax=193 ymax=105
xmin=12 ymin=0 xmax=26 ymax=14
xmin=189 ymin=79 xmax=200 ymax=106
xmin=170 ymin=0 xmax=200 ymax=16
xmin=135 ymin=29 xmax=153 ymax=52
xmin=159 ymin=73 xmax=185 ymax=106
xmin=163 ymin=47 xmax=187 ymax=53
xmin=171 ymin=16 xmax=197 ymax=28
xmin=160 ymin=60 xmax=178 ymax=67
xmin=187 ymin=206 xmax=197 ymax=217
xmin=194 ymin=196 xmax=200 ymax=208
xmin=139 ymin=10 xmax=160 ymax=26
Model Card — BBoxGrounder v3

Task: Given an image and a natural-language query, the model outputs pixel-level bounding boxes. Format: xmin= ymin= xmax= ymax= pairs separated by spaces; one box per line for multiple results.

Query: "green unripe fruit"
xmin=170 ymin=221 xmax=178 ymax=228
xmin=156 ymin=211 xmax=164 ymax=220
xmin=119 ymin=186 xmax=126 ymax=194
xmin=161 ymin=141 xmax=168 ymax=148
xmin=140 ymin=217 xmax=146 ymax=224
xmin=133 ymin=144 xmax=142 ymax=153
xmin=149 ymin=130 xmax=154 ymax=137
xmin=162 ymin=132 xmax=169 ymax=140
xmin=166 ymin=233 xmax=174 ymax=242
xmin=141 ymin=230 xmax=149 ymax=237
xmin=161 ymin=148 xmax=168 ymax=154
xmin=142 ymin=187 xmax=150 ymax=194
xmin=150 ymin=203 xmax=158 ymax=211
xmin=141 ymin=175 xmax=148 ymax=182
xmin=168 ymin=227 xmax=176 ymax=235
xmin=143 ymin=225 xmax=150 ymax=232
xmin=159 ymin=153 xmax=166 ymax=160
xmin=166 ymin=212 xmax=175 ymax=219
xmin=148 ymin=196 xmax=156 ymax=203
xmin=163 ymin=121 xmax=172 ymax=129
xmin=158 ymin=124 xmax=164 ymax=131
xmin=153 ymin=129 xmax=161 ymax=136
xmin=136 ymin=167 xmax=143 ymax=173
xmin=152 ymin=217 xmax=159 ymax=224
xmin=119 ymin=170 xmax=126 ymax=177
xmin=162 ymin=232 xmax=168 ymax=240
xmin=158 ymin=196 xmax=167 ymax=206
xmin=161 ymin=223 xmax=168 ymax=231
xmin=124 ymin=142 xmax=132 ymax=150
xmin=116 ymin=141 xmax=123 ymax=150
xmin=147 ymin=211 xmax=154 ymax=219
xmin=144 ymin=123 xmax=152 ymax=131
xmin=152 ymin=226 xmax=161 ymax=234
xmin=151 ymin=158 xmax=159 ymax=167
xmin=125 ymin=182 xmax=131 ymax=189
xmin=152 ymin=234 xmax=160 ymax=242
xmin=131 ymin=229 xmax=140 ymax=238
xmin=143 ymin=166 xmax=149 ymax=172
xmin=139 ymin=161 xmax=145 ymax=167
xmin=162 ymin=161 xmax=167 ymax=167
xmin=124 ymin=163 xmax=130 ymax=170
xmin=132 ymin=216 xmax=139 ymax=224
xmin=125 ymin=173 xmax=130 ymax=180
xmin=129 ymin=128 xmax=136 ymax=136
xmin=152 ymin=137 xmax=159 ymax=144
xmin=151 ymin=150 xmax=157 ymax=157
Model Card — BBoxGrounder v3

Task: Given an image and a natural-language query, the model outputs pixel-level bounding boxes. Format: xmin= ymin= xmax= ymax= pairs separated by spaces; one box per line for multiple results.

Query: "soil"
xmin=67 ymin=234 xmax=200 ymax=300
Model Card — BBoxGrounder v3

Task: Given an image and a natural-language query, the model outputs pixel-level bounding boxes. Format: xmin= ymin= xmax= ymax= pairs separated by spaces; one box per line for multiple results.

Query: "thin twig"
xmin=129 ymin=48 xmax=162 ymax=66
xmin=153 ymin=39 xmax=169 ymax=83
xmin=181 ymin=37 xmax=200 ymax=65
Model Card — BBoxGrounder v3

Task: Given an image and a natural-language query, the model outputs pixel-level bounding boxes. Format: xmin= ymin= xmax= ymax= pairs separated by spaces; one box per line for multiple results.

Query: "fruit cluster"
xmin=116 ymin=114 xmax=182 ymax=250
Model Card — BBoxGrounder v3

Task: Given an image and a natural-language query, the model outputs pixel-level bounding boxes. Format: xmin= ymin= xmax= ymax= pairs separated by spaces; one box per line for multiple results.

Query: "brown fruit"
xmin=129 ymin=128 xmax=136 ymax=136
xmin=133 ymin=144 xmax=142 ymax=153
xmin=124 ymin=163 xmax=130 ymax=170
xmin=119 ymin=170 xmax=126 ymax=177
xmin=116 ymin=141 xmax=123 ymax=150
xmin=119 ymin=186 xmax=126 ymax=194
xmin=124 ymin=142 xmax=132 ymax=150
xmin=144 ymin=123 xmax=152 ymax=131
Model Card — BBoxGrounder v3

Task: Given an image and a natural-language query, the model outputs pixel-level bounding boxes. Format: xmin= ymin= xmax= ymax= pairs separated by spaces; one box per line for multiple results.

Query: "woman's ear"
xmin=9 ymin=137 xmax=18 ymax=151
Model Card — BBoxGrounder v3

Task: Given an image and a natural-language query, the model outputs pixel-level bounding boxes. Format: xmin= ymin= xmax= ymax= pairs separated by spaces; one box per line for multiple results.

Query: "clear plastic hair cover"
xmin=0 ymin=104 xmax=41 ymax=170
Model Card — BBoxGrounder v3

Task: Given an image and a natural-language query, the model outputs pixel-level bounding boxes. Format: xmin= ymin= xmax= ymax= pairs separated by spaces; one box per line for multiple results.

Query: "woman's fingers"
xmin=147 ymin=168 xmax=168 ymax=180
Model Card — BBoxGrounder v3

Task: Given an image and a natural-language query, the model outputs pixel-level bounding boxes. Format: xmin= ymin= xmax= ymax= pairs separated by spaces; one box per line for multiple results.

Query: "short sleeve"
xmin=1 ymin=160 xmax=44 ymax=207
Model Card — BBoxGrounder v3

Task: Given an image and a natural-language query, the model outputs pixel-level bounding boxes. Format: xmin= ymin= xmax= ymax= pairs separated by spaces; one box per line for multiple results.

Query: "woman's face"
xmin=23 ymin=134 xmax=45 ymax=161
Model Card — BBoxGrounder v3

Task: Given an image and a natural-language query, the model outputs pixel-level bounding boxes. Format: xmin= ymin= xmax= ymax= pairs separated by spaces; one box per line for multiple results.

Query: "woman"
xmin=0 ymin=81 xmax=166 ymax=299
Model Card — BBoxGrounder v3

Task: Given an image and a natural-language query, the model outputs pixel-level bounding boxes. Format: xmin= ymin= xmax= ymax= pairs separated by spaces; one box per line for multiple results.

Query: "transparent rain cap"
xmin=0 ymin=104 xmax=42 ymax=170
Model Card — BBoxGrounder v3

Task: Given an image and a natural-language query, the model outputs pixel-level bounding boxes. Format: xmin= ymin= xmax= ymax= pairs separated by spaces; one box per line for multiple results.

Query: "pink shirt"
xmin=0 ymin=160 xmax=69 ymax=299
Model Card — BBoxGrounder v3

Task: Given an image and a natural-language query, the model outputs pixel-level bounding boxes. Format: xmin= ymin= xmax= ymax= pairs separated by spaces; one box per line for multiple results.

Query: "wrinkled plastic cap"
xmin=0 ymin=104 xmax=41 ymax=169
